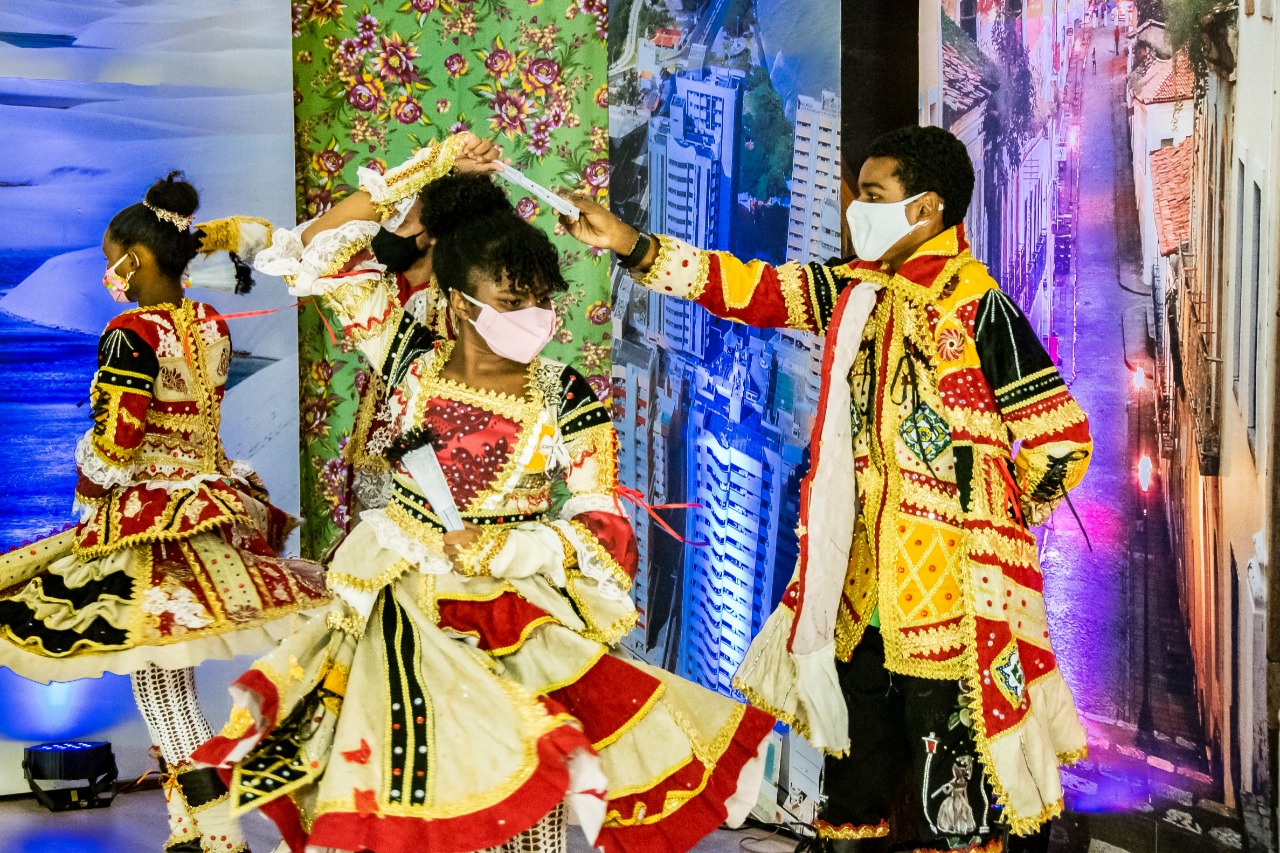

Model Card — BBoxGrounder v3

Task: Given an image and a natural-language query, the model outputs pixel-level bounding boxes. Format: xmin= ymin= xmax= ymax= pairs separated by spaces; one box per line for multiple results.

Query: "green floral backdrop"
xmin=290 ymin=0 xmax=612 ymax=558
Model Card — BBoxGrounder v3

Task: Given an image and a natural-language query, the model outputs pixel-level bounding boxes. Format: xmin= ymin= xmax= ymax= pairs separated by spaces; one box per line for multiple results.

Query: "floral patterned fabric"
xmin=291 ymin=0 xmax=613 ymax=558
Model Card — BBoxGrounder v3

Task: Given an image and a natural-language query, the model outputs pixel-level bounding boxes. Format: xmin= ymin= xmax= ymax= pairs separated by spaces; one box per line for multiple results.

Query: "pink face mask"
xmin=460 ymin=290 xmax=556 ymax=363
xmin=103 ymin=254 xmax=135 ymax=303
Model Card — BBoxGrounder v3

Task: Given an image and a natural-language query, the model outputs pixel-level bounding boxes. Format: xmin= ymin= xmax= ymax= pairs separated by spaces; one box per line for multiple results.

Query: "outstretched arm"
xmin=560 ymin=193 xmax=848 ymax=334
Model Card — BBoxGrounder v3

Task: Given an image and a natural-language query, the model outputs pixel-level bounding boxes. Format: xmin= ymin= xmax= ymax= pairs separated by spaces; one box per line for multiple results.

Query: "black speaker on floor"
xmin=22 ymin=740 xmax=118 ymax=812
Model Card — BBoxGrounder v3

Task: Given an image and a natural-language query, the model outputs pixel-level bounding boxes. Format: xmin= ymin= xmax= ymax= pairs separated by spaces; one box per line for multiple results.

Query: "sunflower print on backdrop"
xmin=291 ymin=0 xmax=612 ymax=559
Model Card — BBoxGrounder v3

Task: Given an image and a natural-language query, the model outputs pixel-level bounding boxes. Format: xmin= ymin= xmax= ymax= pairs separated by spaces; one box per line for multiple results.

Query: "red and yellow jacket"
xmin=635 ymin=225 xmax=1091 ymax=833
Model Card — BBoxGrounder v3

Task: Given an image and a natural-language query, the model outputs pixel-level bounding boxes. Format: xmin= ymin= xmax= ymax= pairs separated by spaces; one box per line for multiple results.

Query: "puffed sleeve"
xmin=75 ymin=325 xmax=159 ymax=500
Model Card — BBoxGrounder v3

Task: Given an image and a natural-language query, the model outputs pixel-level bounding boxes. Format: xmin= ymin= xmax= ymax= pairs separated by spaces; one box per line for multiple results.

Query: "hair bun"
xmin=419 ymin=173 xmax=513 ymax=239
xmin=145 ymin=170 xmax=200 ymax=218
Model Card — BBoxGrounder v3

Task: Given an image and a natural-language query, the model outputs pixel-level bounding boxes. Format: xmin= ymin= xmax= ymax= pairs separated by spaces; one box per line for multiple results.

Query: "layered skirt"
xmin=195 ymin=520 xmax=773 ymax=853
xmin=0 ymin=486 xmax=329 ymax=682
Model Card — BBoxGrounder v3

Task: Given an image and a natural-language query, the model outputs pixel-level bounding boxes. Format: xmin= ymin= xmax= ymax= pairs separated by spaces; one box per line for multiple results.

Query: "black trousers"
xmin=820 ymin=628 xmax=1001 ymax=849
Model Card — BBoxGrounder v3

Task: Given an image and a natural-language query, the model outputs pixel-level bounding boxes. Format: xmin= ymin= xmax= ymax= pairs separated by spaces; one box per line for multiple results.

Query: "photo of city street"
xmin=608 ymin=1 xmax=1276 ymax=850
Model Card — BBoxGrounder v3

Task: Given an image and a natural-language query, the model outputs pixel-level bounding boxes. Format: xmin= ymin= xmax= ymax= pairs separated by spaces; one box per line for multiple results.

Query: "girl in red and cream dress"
xmin=0 ymin=174 xmax=329 ymax=853
xmin=194 ymin=135 xmax=773 ymax=853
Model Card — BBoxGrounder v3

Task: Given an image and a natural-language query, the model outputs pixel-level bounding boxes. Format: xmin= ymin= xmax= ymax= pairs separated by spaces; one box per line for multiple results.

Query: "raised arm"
xmin=560 ymin=193 xmax=848 ymax=334
xmin=255 ymin=132 xmax=500 ymax=375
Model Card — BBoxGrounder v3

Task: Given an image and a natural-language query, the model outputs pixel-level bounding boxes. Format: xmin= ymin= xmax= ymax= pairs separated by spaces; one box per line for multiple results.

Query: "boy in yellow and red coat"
xmin=562 ymin=126 xmax=1092 ymax=852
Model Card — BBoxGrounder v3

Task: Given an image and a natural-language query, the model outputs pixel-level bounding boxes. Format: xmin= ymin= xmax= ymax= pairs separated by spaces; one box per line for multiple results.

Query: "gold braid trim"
xmin=730 ymin=678 xmax=811 ymax=741
xmin=815 ymin=820 xmax=890 ymax=840
xmin=325 ymin=607 xmax=366 ymax=639
xmin=567 ymin=519 xmax=633 ymax=593
xmin=1058 ymin=746 xmax=1089 ymax=766
xmin=591 ymin=682 xmax=666 ymax=751
xmin=370 ymin=134 xmax=465 ymax=220
xmin=776 ymin=263 xmax=811 ymax=331
xmin=195 ymin=216 xmax=274 ymax=255
xmin=220 ymin=706 xmax=255 ymax=738
xmin=631 ymin=234 xmax=684 ymax=290
xmin=606 ymin=701 xmax=747 ymax=825
xmin=329 ymin=560 xmax=411 ymax=593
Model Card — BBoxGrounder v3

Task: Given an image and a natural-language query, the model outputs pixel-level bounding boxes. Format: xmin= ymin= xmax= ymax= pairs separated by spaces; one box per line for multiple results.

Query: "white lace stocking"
xmin=130 ymin=664 xmax=215 ymax=768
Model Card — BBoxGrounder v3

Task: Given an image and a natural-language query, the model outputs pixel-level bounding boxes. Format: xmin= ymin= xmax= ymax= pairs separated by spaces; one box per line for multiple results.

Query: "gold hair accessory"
xmin=143 ymin=200 xmax=194 ymax=231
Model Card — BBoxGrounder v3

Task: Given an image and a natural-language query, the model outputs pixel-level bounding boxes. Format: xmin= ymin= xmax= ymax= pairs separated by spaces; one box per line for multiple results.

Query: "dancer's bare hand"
xmin=454 ymin=132 xmax=504 ymax=174
xmin=557 ymin=192 xmax=635 ymax=253
xmin=443 ymin=523 xmax=482 ymax=570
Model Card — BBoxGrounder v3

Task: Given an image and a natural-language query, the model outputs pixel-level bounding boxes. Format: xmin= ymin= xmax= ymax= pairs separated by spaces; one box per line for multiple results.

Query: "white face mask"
xmin=459 ymin=290 xmax=557 ymax=364
xmin=845 ymin=192 xmax=932 ymax=262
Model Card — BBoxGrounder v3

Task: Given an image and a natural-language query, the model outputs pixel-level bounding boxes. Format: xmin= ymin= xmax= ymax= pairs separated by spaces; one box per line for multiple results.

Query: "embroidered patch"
xmin=900 ymin=401 xmax=952 ymax=464
xmin=992 ymin=642 xmax=1026 ymax=707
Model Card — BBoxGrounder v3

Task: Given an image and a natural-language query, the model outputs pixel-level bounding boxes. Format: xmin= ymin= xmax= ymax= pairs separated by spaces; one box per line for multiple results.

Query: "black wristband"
xmin=617 ymin=231 xmax=652 ymax=269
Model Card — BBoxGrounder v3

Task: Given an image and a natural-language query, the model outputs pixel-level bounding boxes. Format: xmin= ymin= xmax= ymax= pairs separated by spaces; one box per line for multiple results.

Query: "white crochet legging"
xmin=476 ymin=803 xmax=567 ymax=853
xmin=130 ymin=664 xmax=215 ymax=768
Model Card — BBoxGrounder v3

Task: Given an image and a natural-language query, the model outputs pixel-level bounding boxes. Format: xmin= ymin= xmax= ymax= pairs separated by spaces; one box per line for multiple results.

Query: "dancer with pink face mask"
xmin=0 ymin=172 xmax=330 ymax=853
xmin=194 ymin=134 xmax=773 ymax=853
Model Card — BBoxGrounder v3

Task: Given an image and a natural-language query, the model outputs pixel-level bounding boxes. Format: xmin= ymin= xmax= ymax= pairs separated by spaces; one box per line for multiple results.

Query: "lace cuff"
xmin=630 ymin=234 xmax=709 ymax=299
xmin=75 ymin=432 xmax=133 ymax=492
xmin=255 ymin=219 xmax=384 ymax=298
xmin=360 ymin=509 xmax=453 ymax=575
xmin=552 ymin=520 xmax=629 ymax=601
xmin=359 ymin=134 xmax=465 ymax=220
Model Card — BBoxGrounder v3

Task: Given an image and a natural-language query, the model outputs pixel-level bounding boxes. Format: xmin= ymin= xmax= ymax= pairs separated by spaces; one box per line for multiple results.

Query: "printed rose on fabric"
xmin=583 ymin=158 xmax=609 ymax=196
xmin=364 ymin=158 xmax=388 ymax=175
xmin=521 ymin=58 xmax=561 ymax=98
xmin=483 ymin=44 xmax=517 ymax=79
xmin=402 ymin=0 xmax=436 ymax=20
xmin=594 ymin=84 xmax=609 ymax=109
xmin=444 ymin=52 xmax=469 ymax=78
xmin=490 ymin=89 xmax=532 ymax=136
xmin=516 ymin=197 xmax=540 ymax=220
xmin=586 ymin=373 xmax=611 ymax=404
xmin=377 ymin=33 xmax=420 ymax=84
xmin=142 ymin=587 xmax=214 ymax=630
xmin=586 ymin=300 xmax=610 ymax=325
xmin=347 ymin=71 xmax=386 ymax=112
xmin=390 ymin=94 xmax=423 ymax=124
xmin=311 ymin=142 xmax=352 ymax=179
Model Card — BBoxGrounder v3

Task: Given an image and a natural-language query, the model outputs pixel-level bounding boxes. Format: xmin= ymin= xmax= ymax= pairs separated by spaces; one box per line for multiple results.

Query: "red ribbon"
xmin=205 ymin=299 xmax=339 ymax=345
xmin=613 ymin=485 xmax=709 ymax=547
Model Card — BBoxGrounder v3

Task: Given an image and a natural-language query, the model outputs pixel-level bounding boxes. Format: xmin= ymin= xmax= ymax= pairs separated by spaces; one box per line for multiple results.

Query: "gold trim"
xmin=776 ymin=264 xmax=811 ymax=331
xmin=815 ymin=819 xmax=890 ymax=840
xmin=591 ymin=682 xmax=666 ymax=751
xmin=329 ymin=561 xmax=411 ymax=593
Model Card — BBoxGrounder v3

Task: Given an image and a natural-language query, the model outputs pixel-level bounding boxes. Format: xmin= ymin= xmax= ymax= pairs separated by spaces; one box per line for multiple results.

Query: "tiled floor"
xmin=0 ymin=789 xmax=788 ymax=853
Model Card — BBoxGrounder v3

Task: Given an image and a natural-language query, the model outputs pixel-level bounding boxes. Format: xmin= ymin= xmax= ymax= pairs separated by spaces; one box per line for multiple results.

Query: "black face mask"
xmin=371 ymin=227 xmax=424 ymax=274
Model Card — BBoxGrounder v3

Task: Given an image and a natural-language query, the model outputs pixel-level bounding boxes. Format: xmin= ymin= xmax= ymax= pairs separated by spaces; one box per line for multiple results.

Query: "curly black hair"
xmin=106 ymin=171 xmax=202 ymax=279
xmin=864 ymin=126 xmax=974 ymax=230
xmin=417 ymin=172 xmax=514 ymax=238
xmin=432 ymin=210 xmax=567 ymax=301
